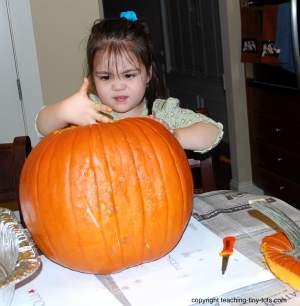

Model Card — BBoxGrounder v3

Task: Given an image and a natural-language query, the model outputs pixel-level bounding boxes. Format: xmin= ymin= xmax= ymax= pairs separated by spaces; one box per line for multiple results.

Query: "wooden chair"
xmin=0 ymin=136 xmax=32 ymax=225
xmin=185 ymin=150 xmax=216 ymax=193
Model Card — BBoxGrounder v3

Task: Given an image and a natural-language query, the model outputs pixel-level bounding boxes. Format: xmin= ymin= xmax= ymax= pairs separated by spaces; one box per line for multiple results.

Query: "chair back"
xmin=186 ymin=150 xmax=216 ymax=193
xmin=0 ymin=136 xmax=31 ymax=224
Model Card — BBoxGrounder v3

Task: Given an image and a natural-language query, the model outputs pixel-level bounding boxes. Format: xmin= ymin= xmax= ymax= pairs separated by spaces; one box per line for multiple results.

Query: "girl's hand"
xmin=61 ymin=78 xmax=113 ymax=126
xmin=148 ymin=115 xmax=174 ymax=134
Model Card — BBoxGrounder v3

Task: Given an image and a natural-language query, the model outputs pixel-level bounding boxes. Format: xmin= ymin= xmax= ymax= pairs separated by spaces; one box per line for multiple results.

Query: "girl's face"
xmin=93 ymin=50 xmax=151 ymax=118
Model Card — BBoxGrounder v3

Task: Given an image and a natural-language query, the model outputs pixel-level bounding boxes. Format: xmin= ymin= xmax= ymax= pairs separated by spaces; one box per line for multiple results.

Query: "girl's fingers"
xmin=95 ymin=113 xmax=113 ymax=123
xmin=94 ymin=103 xmax=112 ymax=113
xmin=88 ymin=119 xmax=97 ymax=125
xmin=80 ymin=78 xmax=89 ymax=95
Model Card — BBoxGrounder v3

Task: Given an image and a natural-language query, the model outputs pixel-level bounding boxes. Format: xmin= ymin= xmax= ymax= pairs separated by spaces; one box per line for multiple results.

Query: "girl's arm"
xmin=152 ymin=98 xmax=223 ymax=153
xmin=174 ymin=122 xmax=220 ymax=152
xmin=36 ymin=78 xmax=112 ymax=136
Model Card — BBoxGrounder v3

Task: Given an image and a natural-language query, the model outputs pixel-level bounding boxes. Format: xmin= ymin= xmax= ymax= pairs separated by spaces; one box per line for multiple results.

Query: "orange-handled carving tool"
xmin=219 ymin=236 xmax=236 ymax=275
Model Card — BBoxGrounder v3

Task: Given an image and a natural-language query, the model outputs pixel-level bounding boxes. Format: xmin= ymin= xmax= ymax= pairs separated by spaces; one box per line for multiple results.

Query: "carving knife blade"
xmin=219 ymin=236 xmax=236 ymax=275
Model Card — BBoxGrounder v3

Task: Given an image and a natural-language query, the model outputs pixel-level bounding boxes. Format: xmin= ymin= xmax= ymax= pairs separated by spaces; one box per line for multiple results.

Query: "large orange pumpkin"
xmin=20 ymin=118 xmax=193 ymax=274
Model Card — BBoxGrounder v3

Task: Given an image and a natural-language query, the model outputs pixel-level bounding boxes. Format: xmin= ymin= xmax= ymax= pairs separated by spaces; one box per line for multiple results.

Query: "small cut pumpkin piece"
xmin=250 ymin=200 xmax=300 ymax=291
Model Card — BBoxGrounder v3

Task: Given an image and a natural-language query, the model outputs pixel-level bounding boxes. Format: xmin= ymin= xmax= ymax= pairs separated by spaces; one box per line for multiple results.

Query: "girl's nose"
xmin=112 ymin=79 xmax=126 ymax=91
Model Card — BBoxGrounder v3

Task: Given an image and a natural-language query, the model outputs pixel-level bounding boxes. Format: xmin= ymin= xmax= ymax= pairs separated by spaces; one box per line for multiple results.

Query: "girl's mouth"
xmin=114 ymin=96 xmax=128 ymax=103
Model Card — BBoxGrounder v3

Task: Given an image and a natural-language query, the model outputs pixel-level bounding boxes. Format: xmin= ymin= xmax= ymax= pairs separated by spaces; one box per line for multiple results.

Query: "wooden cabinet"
xmin=246 ymin=80 xmax=300 ymax=208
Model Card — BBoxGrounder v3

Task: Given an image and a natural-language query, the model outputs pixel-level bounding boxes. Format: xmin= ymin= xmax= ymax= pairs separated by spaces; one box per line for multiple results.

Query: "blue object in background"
xmin=275 ymin=3 xmax=296 ymax=73
xmin=120 ymin=11 xmax=138 ymax=22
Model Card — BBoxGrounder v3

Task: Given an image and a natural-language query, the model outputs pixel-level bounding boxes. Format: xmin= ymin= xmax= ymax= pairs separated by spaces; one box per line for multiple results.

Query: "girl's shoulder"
xmin=152 ymin=97 xmax=199 ymax=127
xmin=152 ymin=97 xmax=180 ymax=113
xmin=152 ymin=96 xmax=224 ymax=130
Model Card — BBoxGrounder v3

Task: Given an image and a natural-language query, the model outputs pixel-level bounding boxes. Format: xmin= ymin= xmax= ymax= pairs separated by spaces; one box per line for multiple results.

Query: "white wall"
xmin=0 ymin=0 xmax=44 ymax=145
xmin=30 ymin=0 xmax=103 ymax=105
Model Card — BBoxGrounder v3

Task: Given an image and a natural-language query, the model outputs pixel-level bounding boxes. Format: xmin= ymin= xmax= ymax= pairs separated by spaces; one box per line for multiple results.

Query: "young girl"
xmin=36 ymin=11 xmax=223 ymax=153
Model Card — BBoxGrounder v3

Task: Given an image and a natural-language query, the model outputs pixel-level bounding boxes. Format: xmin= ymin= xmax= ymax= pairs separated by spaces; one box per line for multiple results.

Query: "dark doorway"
xmin=101 ymin=0 xmax=228 ymax=143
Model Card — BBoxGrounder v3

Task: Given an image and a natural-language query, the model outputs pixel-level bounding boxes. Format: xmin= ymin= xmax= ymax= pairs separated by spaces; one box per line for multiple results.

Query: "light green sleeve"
xmin=152 ymin=97 xmax=223 ymax=153
xmin=89 ymin=93 xmax=101 ymax=104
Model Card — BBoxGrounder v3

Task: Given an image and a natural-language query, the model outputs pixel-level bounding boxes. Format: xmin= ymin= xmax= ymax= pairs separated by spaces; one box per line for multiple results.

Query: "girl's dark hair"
xmin=86 ymin=18 xmax=166 ymax=114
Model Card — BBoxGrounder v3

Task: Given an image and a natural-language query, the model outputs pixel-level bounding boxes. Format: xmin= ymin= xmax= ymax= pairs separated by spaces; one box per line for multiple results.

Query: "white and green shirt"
xmin=89 ymin=94 xmax=223 ymax=153
xmin=36 ymin=96 xmax=223 ymax=153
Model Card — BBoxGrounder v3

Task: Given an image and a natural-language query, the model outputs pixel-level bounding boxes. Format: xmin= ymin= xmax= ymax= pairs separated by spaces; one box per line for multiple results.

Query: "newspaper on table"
xmin=110 ymin=216 xmax=273 ymax=306
xmin=191 ymin=190 xmax=300 ymax=306
xmin=12 ymin=205 xmax=274 ymax=306
xmin=11 ymin=190 xmax=300 ymax=306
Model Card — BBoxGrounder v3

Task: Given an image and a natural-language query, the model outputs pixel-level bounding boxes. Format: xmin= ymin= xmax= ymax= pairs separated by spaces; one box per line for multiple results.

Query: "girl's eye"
xmin=99 ymin=75 xmax=110 ymax=81
xmin=124 ymin=73 xmax=136 ymax=79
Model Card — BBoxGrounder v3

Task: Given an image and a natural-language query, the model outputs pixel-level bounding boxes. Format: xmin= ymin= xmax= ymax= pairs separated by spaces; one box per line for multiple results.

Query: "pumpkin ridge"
xmin=109 ymin=120 xmax=150 ymax=266
xmin=136 ymin=118 xmax=190 ymax=234
xmin=133 ymin=118 xmax=190 ymax=252
xmin=143 ymin=117 xmax=192 ymax=222
xmin=87 ymin=125 xmax=114 ymax=270
xmin=114 ymin=120 xmax=154 ymax=263
xmin=36 ymin=133 xmax=65 ymax=257
xmin=68 ymin=128 xmax=91 ymax=266
xmin=59 ymin=126 xmax=90 ymax=258
xmin=264 ymin=233 xmax=293 ymax=252
xmin=31 ymin=133 xmax=60 ymax=257
xmin=21 ymin=136 xmax=47 ymax=222
xmin=96 ymin=124 xmax=125 ymax=270
xmin=48 ymin=131 xmax=76 ymax=259
xmin=121 ymin=119 xmax=169 ymax=259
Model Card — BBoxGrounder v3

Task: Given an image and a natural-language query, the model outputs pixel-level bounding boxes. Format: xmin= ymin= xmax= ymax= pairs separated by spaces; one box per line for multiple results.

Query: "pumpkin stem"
xmin=249 ymin=199 xmax=300 ymax=255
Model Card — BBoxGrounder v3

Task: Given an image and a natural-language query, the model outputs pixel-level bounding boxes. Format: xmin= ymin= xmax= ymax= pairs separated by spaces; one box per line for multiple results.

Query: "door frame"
xmin=218 ymin=0 xmax=263 ymax=193
xmin=4 ymin=0 xmax=44 ymax=146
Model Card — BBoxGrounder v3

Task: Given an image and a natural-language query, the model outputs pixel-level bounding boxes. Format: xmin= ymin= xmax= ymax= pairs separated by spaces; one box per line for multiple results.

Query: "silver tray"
xmin=0 ymin=208 xmax=41 ymax=306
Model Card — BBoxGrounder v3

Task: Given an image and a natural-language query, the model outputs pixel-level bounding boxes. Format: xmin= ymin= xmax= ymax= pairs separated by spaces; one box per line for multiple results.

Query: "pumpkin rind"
xmin=250 ymin=200 xmax=300 ymax=291
xmin=261 ymin=232 xmax=300 ymax=291
xmin=20 ymin=118 xmax=193 ymax=274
